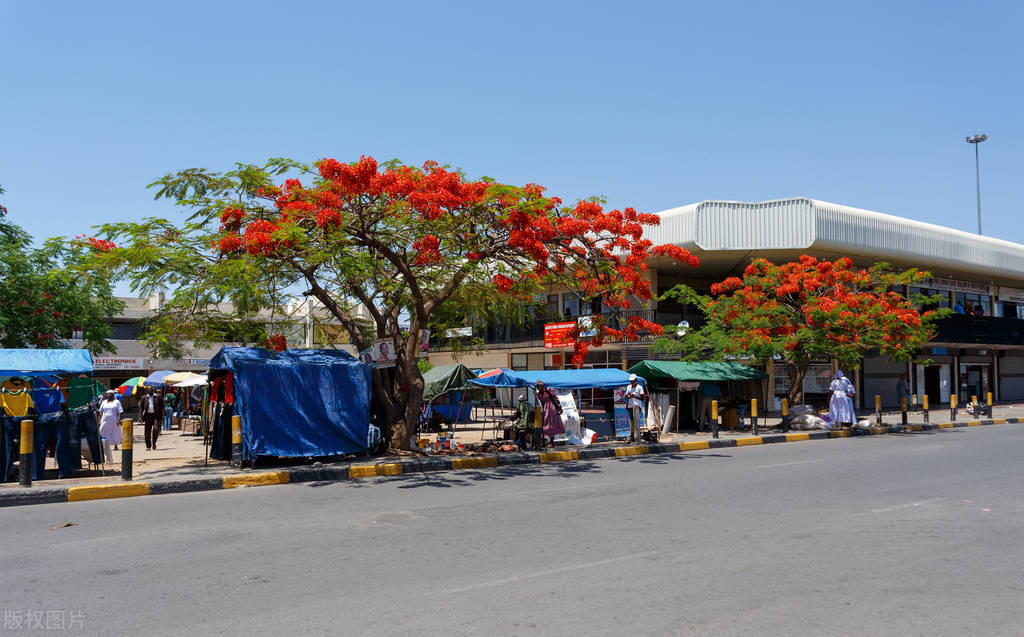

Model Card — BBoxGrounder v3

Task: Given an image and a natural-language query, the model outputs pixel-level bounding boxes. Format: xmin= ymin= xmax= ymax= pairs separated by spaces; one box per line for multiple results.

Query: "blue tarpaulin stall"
xmin=0 ymin=349 xmax=93 ymax=376
xmin=209 ymin=347 xmax=371 ymax=458
xmin=468 ymin=368 xmax=645 ymax=390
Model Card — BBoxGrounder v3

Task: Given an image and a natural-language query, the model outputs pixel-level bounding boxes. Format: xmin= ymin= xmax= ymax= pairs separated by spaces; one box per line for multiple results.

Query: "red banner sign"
xmin=544 ymin=321 xmax=576 ymax=348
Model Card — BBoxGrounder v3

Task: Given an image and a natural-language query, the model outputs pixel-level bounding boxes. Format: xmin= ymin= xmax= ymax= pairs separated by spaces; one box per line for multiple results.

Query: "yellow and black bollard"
xmin=950 ymin=394 xmax=957 ymax=421
xmin=781 ymin=397 xmax=790 ymax=433
xmin=922 ymin=395 xmax=930 ymax=423
xmin=231 ymin=415 xmax=243 ymax=468
xmin=912 ymin=393 xmax=917 ymax=408
xmin=711 ymin=400 xmax=719 ymax=439
xmin=971 ymin=395 xmax=978 ymax=416
xmin=533 ymin=404 xmax=542 ymax=450
xmin=900 ymin=396 xmax=908 ymax=425
xmin=987 ymin=392 xmax=993 ymax=418
xmin=19 ymin=419 xmax=33 ymax=487
xmin=875 ymin=395 xmax=882 ymax=426
xmin=750 ymin=398 xmax=759 ymax=435
xmin=121 ymin=419 xmax=133 ymax=481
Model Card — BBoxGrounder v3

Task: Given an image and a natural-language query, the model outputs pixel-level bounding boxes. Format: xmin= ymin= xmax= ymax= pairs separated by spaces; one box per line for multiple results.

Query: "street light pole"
xmin=966 ymin=133 xmax=987 ymax=235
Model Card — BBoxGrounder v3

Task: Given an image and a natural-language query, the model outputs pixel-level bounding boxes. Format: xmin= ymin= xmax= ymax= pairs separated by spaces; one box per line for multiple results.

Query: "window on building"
xmin=954 ymin=292 xmax=992 ymax=316
xmin=110 ymin=322 xmax=140 ymax=340
xmin=562 ymin=295 xmax=579 ymax=319
xmin=511 ymin=353 xmax=528 ymax=370
xmin=909 ymin=287 xmax=950 ymax=309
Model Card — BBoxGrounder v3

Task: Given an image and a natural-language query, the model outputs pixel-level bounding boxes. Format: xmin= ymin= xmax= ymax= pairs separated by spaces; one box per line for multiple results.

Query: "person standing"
xmin=513 ymin=394 xmax=533 ymax=452
xmin=138 ymin=388 xmax=162 ymax=450
xmin=829 ymin=371 xmax=856 ymax=428
xmin=98 ymin=390 xmax=124 ymax=450
xmin=896 ymin=374 xmax=911 ymax=406
xmin=533 ymin=381 xmax=564 ymax=447
xmin=624 ymin=374 xmax=645 ymax=441
xmin=163 ymin=389 xmax=177 ymax=431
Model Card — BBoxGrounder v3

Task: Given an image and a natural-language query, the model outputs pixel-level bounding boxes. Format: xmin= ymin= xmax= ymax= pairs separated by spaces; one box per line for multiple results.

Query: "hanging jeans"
xmin=33 ymin=412 xmax=76 ymax=479
xmin=1 ymin=416 xmax=18 ymax=482
xmin=71 ymin=407 xmax=102 ymax=472
xmin=163 ymin=405 xmax=174 ymax=431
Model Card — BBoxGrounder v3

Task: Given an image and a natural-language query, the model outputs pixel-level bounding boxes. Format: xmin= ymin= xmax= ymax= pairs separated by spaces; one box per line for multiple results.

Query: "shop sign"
xmin=173 ymin=358 xmax=210 ymax=368
xmin=543 ymin=321 xmax=576 ymax=348
xmin=918 ymin=278 xmax=992 ymax=295
xmin=997 ymin=286 xmax=1024 ymax=303
xmin=92 ymin=357 xmax=145 ymax=370
xmin=445 ymin=327 xmax=473 ymax=337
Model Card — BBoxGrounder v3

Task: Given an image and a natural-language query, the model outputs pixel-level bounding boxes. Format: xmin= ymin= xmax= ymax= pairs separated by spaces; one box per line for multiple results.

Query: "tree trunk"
xmin=788 ymin=359 xmax=810 ymax=405
xmin=387 ymin=331 xmax=426 ymax=452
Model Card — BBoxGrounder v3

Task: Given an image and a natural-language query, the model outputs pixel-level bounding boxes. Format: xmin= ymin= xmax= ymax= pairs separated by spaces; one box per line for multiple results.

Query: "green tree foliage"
xmin=0 ymin=185 xmax=122 ymax=352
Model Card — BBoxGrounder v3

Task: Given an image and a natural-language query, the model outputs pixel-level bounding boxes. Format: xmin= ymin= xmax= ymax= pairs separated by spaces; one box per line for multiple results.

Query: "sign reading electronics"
xmin=93 ymin=357 xmax=146 ymax=370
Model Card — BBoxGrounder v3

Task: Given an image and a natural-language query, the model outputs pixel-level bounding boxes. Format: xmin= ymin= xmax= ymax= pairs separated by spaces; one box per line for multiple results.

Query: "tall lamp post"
xmin=966 ymin=133 xmax=987 ymax=235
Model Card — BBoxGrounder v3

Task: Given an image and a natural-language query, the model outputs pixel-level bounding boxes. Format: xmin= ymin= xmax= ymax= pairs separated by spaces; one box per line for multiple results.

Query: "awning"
xmin=0 ymin=349 xmax=94 ymax=375
xmin=469 ymin=368 xmax=643 ymax=390
xmin=422 ymin=364 xmax=477 ymax=402
xmin=628 ymin=361 xmax=767 ymax=383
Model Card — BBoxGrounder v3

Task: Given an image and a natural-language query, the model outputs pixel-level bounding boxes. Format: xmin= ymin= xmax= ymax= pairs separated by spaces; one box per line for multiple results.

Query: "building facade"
xmin=426 ymin=198 xmax=1024 ymax=409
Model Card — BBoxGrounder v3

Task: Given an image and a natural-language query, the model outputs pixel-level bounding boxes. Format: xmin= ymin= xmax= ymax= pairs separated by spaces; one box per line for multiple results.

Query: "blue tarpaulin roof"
xmin=0 ymin=349 xmax=93 ymax=375
xmin=468 ymin=368 xmax=644 ymax=390
xmin=209 ymin=347 xmax=371 ymax=458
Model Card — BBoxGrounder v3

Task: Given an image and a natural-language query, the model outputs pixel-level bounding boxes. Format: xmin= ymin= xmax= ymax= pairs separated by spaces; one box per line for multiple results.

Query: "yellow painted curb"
xmin=869 ymin=427 xmax=887 ymax=435
xmin=680 ymin=441 xmax=710 ymax=451
xmin=992 ymin=418 xmax=1007 ymax=424
xmin=68 ymin=482 xmax=150 ymax=502
xmin=937 ymin=423 xmax=954 ymax=428
xmin=539 ymin=450 xmax=579 ymax=463
xmin=830 ymin=430 xmax=851 ymax=438
xmin=615 ymin=446 xmax=648 ymax=457
xmin=451 ymin=456 xmax=499 ymax=469
xmin=784 ymin=433 xmax=809 ymax=442
xmin=223 ymin=471 xmax=290 ymax=489
xmin=905 ymin=425 xmax=923 ymax=432
xmin=376 ymin=463 xmax=404 ymax=476
xmin=735 ymin=437 xmax=763 ymax=447
xmin=967 ymin=421 xmax=982 ymax=426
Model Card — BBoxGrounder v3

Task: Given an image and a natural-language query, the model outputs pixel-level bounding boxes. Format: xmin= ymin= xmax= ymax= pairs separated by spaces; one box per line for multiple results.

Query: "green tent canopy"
xmin=628 ymin=360 xmax=767 ymax=383
xmin=422 ymin=364 xmax=478 ymax=402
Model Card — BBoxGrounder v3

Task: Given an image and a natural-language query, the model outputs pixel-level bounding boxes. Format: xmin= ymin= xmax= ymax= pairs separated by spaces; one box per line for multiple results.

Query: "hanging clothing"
xmin=1 ymin=388 xmax=35 ymax=417
xmin=1 ymin=378 xmax=29 ymax=391
xmin=64 ymin=377 xmax=98 ymax=409
xmin=535 ymin=387 xmax=565 ymax=437
xmin=31 ymin=388 xmax=64 ymax=414
xmin=98 ymin=399 xmax=124 ymax=445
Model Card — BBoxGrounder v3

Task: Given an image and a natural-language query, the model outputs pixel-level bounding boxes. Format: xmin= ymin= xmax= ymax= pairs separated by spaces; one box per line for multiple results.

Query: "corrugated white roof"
xmin=647 ymin=197 xmax=1024 ymax=283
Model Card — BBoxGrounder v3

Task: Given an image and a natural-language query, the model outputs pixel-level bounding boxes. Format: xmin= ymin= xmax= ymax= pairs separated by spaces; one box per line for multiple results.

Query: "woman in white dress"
xmin=828 ymin=371 xmax=856 ymax=427
xmin=98 ymin=390 xmax=124 ymax=449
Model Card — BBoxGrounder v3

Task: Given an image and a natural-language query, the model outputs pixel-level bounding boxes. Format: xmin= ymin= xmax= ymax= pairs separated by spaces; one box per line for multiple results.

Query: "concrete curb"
xmin=3 ymin=417 xmax=1020 ymax=508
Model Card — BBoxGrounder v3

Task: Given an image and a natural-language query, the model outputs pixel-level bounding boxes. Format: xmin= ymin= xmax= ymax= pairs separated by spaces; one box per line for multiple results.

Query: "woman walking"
xmin=828 ymin=370 xmax=856 ymax=428
xmin=97 ymin=390 xmax=124 ymax=450
xmin=534 ymin=381 xmax=564 ymax=447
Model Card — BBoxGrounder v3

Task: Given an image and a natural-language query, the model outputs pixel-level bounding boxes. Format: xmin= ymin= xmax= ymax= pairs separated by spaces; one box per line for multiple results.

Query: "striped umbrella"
xmin=118 ymin=376 xmax=147 ymax=396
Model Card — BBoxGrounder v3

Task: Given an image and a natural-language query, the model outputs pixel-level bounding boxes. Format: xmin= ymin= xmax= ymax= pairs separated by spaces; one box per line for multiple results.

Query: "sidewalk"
xmin=3 ymin=404 xmax=1022 ymax=508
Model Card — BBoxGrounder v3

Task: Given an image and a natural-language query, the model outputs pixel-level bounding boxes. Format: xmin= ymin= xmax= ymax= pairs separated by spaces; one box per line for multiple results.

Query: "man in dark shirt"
xmin=138 ymin=388 xmax=164 ymax=450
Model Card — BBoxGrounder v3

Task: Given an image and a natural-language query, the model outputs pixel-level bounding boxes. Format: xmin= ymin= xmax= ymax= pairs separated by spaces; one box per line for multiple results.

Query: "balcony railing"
xmin=931 ymin=315 xmax=1024 ymax=347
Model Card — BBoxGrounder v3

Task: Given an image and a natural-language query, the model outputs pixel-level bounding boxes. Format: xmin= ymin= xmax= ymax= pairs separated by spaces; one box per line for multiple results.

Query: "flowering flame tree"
xmin=85 ymin=157 xmax=698 ymax=450
xmin=655 ymin=256 xmax=941 ymax=404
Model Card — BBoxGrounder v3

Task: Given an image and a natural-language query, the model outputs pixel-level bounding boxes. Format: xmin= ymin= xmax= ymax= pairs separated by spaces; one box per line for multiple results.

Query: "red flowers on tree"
xmin=660 ymin=256 xmax=938 ymax=403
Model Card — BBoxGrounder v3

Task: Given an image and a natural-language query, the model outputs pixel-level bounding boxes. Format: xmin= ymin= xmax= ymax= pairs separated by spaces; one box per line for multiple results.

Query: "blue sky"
xmin=1 ymin=0 xmax=1021 ymax=275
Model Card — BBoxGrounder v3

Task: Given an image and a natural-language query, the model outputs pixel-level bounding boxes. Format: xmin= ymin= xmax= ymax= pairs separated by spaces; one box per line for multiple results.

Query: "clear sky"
xmin=1 ymin=0 xmax=1021 ymax=273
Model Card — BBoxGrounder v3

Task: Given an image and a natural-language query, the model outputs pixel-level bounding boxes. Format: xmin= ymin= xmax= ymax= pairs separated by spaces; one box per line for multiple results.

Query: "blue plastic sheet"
xmin=469 ymin=368 xmax=644 ymax=390
xmin=0 ymin=349 xmax=93 ymax=375
xmin=209 ymin=347 xmax=371 ymax=458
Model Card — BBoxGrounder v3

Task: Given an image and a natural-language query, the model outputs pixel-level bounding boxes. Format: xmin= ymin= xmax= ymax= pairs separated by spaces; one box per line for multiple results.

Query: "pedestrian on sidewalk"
xmin=138 ymin=388 xmax=163 ymax=450
xmin=163 ymin=389 xmax=177 ymax=431
xmin=896 ymin=374 xmax=910 ymax=406
xmin=829 ymin=371 xmax=856 ymax=427
xmin=625 ymin=374 xmax=645 ymax=441
xmin=98 ymin=390 xmax=124 ymax=450
xmin=534 ymin=381 xmax=564 ymax=447
xmin=514 ymin=394 xmax=533 ymax=452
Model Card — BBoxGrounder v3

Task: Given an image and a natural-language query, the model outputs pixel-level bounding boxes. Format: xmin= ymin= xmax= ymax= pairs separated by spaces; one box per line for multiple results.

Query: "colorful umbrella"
xmin=143 ymin=370 xmax=177 ymax=386
xmin=163 ymin=371 xmax=201 ymax=385
xmin=118 ymin=376 xmax=147 ymax=396
xmin=477 ymin=368 xmax=513 ymax=379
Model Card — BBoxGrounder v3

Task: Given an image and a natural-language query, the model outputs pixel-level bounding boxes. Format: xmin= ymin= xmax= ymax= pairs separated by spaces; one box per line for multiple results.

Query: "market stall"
xmin=0 ymin=349 xmax=105 ymax=481
xmin=627 ymin=361 xmax=768 ymax=432
xmin=469 ymin=368 xmax=645 ymax=439
xmin=207 ymin=347 xmax=371 ymax=462
xmin=421 ymin=364 xmax=477 ymax=427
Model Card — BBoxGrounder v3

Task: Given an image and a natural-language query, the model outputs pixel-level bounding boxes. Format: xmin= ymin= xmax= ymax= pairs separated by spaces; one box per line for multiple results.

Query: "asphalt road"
xmin=4 ymin=427 xmax=1024 ymax=636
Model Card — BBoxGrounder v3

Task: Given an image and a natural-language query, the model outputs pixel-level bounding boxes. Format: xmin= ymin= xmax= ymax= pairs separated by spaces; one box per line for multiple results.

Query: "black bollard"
xmin=231 ymin=415 xmax=243 ymax=468
xmin=711 ymin=400 xmax=719 ymax=439
xmin=922 ymin=395 xmax=929 ymax=423
xmin=751 ymin=398 xmax=759 ymax=435
xmin=901 ymin=397 xmax=908 ymax=425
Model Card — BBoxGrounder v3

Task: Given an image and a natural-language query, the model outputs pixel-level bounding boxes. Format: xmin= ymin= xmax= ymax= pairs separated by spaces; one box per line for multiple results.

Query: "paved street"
xmin=4 ymin=426 xmax=1024 ymax=636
